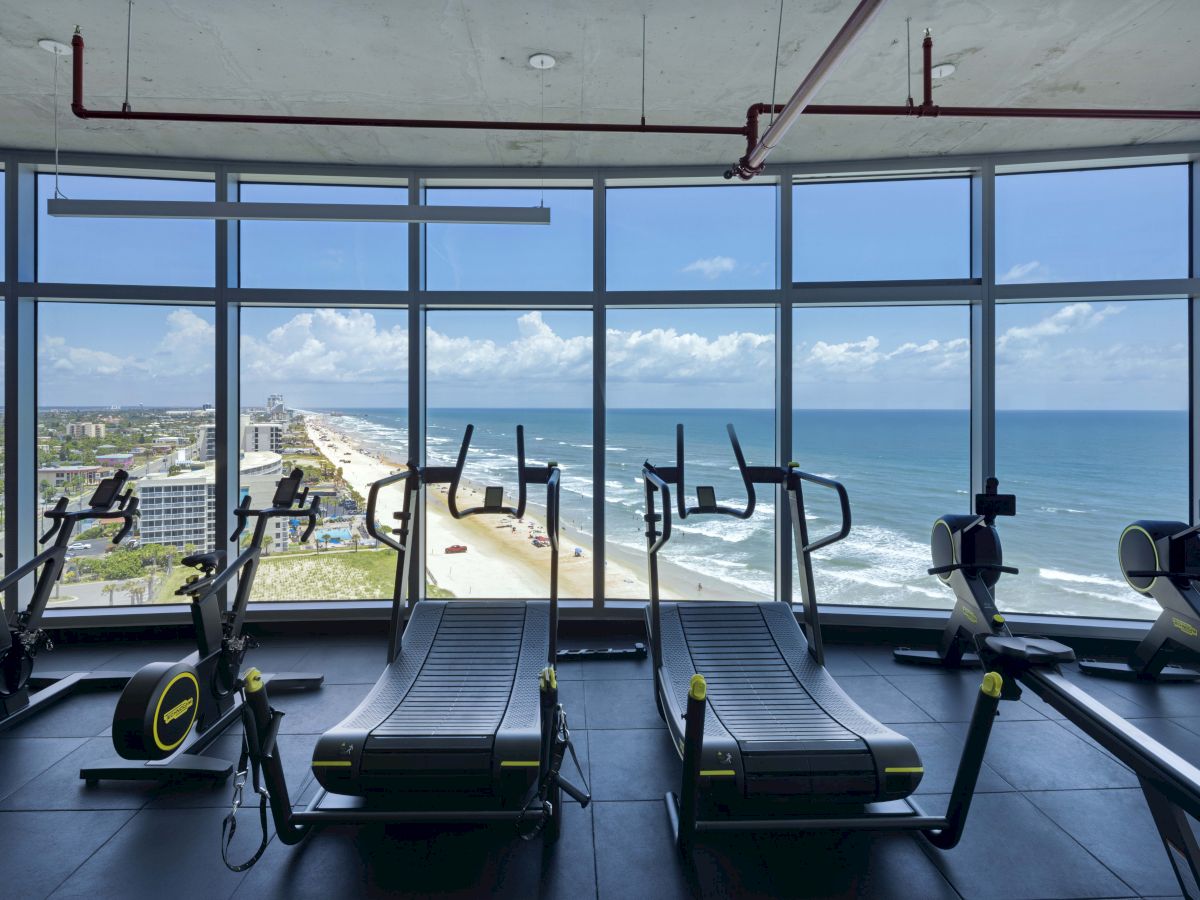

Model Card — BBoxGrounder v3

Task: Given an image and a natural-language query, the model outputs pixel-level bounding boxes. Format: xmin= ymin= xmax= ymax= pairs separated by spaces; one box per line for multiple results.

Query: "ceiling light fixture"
xmin=930 ymin=62 xmax=955 ymax=79
xmin=38 ymin=38 xmax=70 ymax=55
xmin=46 ymin=199 xmax=551 ymax=225
xmin=528 ymin=53 xmax=556 ymax=70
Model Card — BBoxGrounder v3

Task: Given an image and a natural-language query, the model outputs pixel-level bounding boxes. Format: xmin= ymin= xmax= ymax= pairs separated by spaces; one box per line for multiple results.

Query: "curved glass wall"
xmin=0 ymin=155 xmax=1194 ymax=621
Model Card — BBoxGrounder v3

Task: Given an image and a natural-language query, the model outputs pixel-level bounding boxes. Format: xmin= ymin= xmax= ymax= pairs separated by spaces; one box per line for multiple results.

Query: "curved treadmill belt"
xmin=657 ymin=602 xmax=922 ymax=802
xmin=313 ymin=601 xmax=547 ymax=798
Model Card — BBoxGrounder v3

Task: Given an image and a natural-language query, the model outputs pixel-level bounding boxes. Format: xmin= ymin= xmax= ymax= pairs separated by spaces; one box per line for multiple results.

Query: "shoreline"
xmin=304 ymin=413 xmax=769 ymax=602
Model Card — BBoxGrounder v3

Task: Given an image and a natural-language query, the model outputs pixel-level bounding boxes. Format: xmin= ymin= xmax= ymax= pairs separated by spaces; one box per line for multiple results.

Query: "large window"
xmin=240 ymin=307 xmax=407 ymax=602
xmin=38 ymin=303 xmax=215 ymax=608
xmin=996 ymin=165 xmax=1190 ymax=283
xmin=996 ymin=299 xmax=1189 ymax=619
xmin=793 ymin=306 xmax=970 ymax=610
xmin=606 ymin=184 xmax=776 ymax=291
xmin=793 ymin=177 xmax=971 ymax=281
xmin=36 ymin=174 xmax=214 ymax=286
xmin=238 ymin=182 xmax=408 ymax=290
xmin=2 ymin=154 xmax=1195 ymax=620
xmin=425 ymin=186 xmax=592 ymax=291
xmin=606 ymin=307 xmax=776 ymax=600
xmin=426 ymin=310 xmax=593 ymax=599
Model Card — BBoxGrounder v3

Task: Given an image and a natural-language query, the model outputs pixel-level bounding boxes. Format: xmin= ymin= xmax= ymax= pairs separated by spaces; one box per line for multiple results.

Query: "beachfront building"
xmin=243 ymin=423 xmax=283 ymax=454
xmin=138 ymin=451 xmax=287 ymax=552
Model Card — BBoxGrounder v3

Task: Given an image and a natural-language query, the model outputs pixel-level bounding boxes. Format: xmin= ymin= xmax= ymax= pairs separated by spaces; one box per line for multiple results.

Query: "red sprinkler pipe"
xmin=69 ymin=22 xmax=1200 ymax=184
xmin=68 ymin=32 xmax=747 ymax=140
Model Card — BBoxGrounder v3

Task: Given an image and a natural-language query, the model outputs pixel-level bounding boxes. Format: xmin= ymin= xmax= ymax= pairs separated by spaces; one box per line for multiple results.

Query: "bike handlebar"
xmin=230 ymin=468 xmax=321 ymax=544
xmin=39 ymin=470 xmax=140 ymax=546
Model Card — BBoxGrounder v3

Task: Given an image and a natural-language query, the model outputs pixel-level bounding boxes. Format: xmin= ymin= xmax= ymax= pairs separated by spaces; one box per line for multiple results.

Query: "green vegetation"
xmin=250 ymin=547 xmax=402 ymax=601
xmin=66 ymin=543 xmax=180 ymax=584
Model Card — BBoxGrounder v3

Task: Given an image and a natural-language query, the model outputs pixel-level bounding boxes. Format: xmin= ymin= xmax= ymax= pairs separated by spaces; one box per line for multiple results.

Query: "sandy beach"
xmin=306 ymin=414 xmax=678 ymax=600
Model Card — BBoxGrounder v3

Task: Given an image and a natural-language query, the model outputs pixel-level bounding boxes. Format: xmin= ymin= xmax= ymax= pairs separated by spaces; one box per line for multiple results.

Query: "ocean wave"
xmin=1038 ymin=568 xmax=1126 ymax=590
xmin=1039 ymin=507 xmax=1090 ymax=515
xmin=674 ymin=517 xmax=765 ymax=544
xmin=822 ymin=568 xmax=945 ymax=601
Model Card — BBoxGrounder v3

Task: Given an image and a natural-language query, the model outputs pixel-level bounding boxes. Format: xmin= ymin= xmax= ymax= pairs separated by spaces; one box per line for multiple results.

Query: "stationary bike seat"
xmin=182 ymin=551 xmax=226 ymax=573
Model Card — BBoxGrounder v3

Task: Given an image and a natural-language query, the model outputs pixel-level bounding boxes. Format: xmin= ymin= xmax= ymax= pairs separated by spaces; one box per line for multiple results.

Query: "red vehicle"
xmin=444 ymin=544 xmax=467 ymax=554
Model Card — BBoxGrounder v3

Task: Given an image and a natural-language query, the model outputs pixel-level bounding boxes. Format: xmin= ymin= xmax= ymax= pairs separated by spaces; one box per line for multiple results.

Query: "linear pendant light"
xmin=46 ymin=199 xmax=551 ymax=225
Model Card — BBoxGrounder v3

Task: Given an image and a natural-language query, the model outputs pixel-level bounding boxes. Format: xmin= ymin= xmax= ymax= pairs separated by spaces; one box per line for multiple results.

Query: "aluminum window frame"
xmin=0 ymin=139 xmax=1195 ymax=634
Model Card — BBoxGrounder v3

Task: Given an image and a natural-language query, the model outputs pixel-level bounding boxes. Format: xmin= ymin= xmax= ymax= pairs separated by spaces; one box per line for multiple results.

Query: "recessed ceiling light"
xmin=931 ymin=62 xmax=956 ymax=79
xmin=528 ymin=53 xmax=556 ymax=70
xmin=38 ymin=38 xmax=71 ymax=55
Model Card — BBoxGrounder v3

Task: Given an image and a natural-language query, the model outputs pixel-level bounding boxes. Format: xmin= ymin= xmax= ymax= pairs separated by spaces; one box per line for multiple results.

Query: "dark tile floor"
xmin=1 ymin=634 xmax=1197 ymax=899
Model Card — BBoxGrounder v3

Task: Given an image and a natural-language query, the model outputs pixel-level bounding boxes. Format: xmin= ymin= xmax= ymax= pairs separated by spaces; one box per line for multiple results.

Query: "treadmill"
xmin=642 ymin=425 xmax=1026 ymax=854
xmin=221 ymin=426 xmax=588 ymax=867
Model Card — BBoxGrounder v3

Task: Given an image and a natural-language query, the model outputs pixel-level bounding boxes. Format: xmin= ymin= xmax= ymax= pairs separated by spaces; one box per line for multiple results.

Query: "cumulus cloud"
xmin=241 ymin=308 xmax=408 ymax=386
xmin=606 ymin=326 xmax=774 ymax=385
xmin=996 ymin=302 xmax=1122 ymax=352
xmin=797 ymin=335 xmax=968 ymax=383
xmin=427 ymin=311 xmax=591 ymax=382
xmin=1000 ymin=260 xmax=1048 ymax=283
xmin=41 ymin=308 xmax=216 ymax=384
xmin=994 ymin=301 xmax=1185 ymax=396
xmin=681 ymin=256 xmax=737 ymax=280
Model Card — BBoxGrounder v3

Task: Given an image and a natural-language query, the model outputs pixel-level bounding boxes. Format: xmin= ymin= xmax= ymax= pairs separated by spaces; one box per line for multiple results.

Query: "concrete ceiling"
xmin=0 ymin=0 xmax=1198 ymax=171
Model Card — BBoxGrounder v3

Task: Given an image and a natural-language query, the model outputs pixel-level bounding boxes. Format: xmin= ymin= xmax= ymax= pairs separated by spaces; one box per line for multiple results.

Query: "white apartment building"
xmin=243 ymin=423 xmax=283 ymax=454
xmin=64 ymin=422 xmax=107 ymax=439
xmin=137 ymin=451 xmax=288 ymax=552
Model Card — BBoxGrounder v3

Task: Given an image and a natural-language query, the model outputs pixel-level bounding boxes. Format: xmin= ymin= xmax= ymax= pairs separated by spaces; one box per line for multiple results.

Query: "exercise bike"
xmin=81 ymin=468 xmax=324 ymax=785
xmin=0 ymin=471 xmax=139 ymax=730
xmin=1077 ymin=511 xmax=1200 ymax=682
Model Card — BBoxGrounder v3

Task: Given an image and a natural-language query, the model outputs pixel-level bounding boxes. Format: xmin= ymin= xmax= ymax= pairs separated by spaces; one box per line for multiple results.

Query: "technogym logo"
xmin=163 ymin=696 xmax=195 ymax=724
xmin=1172 ymin=618 xmax=1198 ymax=638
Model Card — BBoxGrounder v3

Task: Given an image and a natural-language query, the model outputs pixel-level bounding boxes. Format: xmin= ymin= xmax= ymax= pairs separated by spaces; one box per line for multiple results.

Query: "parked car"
xmin=69 ymin=542 xmax=91 ymax=551
xmin=444 ymin=544 xmax=468 ymax=554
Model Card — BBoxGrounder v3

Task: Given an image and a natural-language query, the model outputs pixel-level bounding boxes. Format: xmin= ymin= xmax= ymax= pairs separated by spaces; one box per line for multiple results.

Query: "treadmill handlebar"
xmin=433 ymin=424 xmax=532 ymax=520
xmin=642 ymin=464 xmax=674 ymax=554
xmin=674 ymin=423 xmax=757 ymax=521
xmin=789 ymin=468 xmax=852 ymax=553
xmin=365 ymin=468 xmax=417 ymax=553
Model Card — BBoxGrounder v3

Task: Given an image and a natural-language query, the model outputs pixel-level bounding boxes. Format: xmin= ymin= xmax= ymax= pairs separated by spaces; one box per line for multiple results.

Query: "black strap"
xmin=221 ymin=789 xmax=269 ymax=872
xmin=516 ymin=704 xmax=591 ymax=840
xmin=221 ymin=711 xmax=271 ymax=871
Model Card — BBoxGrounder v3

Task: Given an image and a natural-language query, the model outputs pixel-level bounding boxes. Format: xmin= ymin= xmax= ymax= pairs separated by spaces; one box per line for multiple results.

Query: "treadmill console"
xmin=484 ymin=486 xmax=505 ymax=509
xmin=696 ymin=486 xmax=717 ymax=510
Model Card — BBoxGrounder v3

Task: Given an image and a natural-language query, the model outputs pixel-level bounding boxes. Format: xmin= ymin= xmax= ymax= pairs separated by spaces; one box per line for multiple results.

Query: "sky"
xmin=23 ymin=167 xmax=1192 ymax=410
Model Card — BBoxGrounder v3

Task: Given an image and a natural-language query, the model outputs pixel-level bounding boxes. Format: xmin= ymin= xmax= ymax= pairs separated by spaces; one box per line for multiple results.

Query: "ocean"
xmin=321 ymin=407 xmax=1188 ymax=621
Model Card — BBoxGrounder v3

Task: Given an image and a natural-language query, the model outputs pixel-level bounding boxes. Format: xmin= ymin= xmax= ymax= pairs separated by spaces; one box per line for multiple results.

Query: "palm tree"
xmin=103 ymin=583 xmax=117 ymax=606
xmin=262 ymin=535 xmax=273 ymax=557
xmin=319 ymin=533 xmax=331 ymax=551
